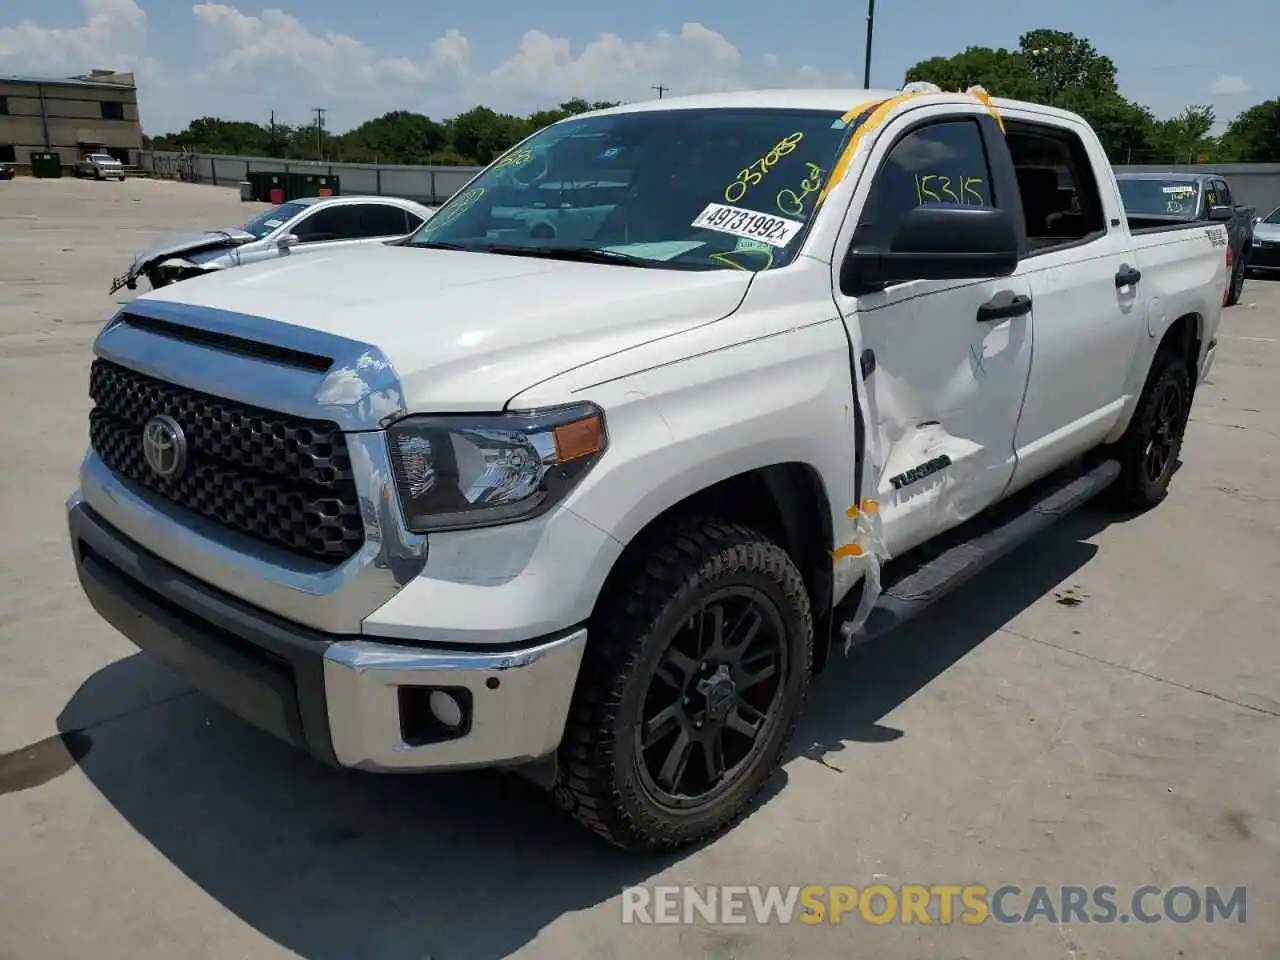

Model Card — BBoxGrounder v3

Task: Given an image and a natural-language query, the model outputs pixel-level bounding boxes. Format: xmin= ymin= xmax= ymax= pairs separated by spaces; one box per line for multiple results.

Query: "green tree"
xmin=1219 ymin=98 xmax=1280 ymax=162
xmin=340 ymin=110 xmax=446 ymax=164
xmin=904 ymin=29 xmax=1159 ymax=163
xmin=1151 ymin=105 xmax=1217 ymax=165
xmin=1019 ymin=28 xmax=1117 ymax=104
xmin=905 ymin=46 xmax=1043 ymax=100
xmin=449 ymin=105 xmax=533 ymax=164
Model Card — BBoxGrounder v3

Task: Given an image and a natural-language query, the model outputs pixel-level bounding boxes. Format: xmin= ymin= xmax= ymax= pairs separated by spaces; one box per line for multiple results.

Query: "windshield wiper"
xmin=405 ymin=239 xmax=472 ymax=251
xmin=478 ymin=244 xmax=670 ymax=269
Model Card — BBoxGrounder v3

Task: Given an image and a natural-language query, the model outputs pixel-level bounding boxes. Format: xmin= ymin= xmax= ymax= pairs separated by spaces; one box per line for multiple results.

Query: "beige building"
xmin=0 ymin=70 xmax=143 ymax=171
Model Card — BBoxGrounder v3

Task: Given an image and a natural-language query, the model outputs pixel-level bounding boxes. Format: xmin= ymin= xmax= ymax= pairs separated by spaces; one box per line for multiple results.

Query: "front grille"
xmin=88 ymin=359 xmax=365 ymax=562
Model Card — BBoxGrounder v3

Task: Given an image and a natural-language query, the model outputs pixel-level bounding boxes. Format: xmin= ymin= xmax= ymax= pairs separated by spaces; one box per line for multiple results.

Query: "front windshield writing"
xmin=407 ymin=108 xmax=860 ymax=271
xmin=1117 ymin=178 xmax=1200 ymax=219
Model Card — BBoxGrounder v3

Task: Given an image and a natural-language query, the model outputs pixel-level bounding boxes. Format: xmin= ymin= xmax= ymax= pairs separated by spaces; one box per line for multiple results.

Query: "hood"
xmin=111 ymin=228 xmax=256 ymax=293
xmin=140 ymin=243 xmax=752 ymax=412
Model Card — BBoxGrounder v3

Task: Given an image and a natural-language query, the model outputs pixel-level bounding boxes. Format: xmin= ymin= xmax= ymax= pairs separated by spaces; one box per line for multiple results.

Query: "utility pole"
xmin=862 ymin=0 xmax=876 ymax=88
xmin=312 ymin=107 xmax=326 ymax=159
xmin=651 ymin=84 xmax=669 ymax=99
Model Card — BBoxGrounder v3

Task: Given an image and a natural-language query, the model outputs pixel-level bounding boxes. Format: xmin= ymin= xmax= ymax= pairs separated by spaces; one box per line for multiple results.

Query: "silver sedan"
xmin=110 ymin=194 xmax=437 ymax=294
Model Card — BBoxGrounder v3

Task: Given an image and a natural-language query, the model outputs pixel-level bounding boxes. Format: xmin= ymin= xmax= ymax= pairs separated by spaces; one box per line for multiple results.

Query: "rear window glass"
xmin=1117 ymin=179 xmax=1200 ymax=219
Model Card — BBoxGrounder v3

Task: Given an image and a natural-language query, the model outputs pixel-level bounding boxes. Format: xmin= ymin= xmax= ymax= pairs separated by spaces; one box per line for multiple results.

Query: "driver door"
xmin=830 ymin=108 xmax=1034 ymax=556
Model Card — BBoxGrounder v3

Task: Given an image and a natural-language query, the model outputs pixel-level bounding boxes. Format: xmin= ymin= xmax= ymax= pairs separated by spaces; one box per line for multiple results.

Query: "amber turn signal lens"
xmin=553 ymin=414 xmax=605 ymax=462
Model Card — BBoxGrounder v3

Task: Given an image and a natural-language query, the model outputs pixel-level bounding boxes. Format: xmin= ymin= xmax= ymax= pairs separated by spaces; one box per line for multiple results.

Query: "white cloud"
xmin=1209 ymin=74 xmax=1251 ymax=96
xmin=0 ymin=1 xmax=858 ymax=132
xmin=0 ymin=0 xmax=149 ymax=74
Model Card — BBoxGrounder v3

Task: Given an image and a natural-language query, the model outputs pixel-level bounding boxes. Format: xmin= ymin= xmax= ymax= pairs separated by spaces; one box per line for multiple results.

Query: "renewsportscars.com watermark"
xmin=621 ymin=884 xmax=1247 ymax=926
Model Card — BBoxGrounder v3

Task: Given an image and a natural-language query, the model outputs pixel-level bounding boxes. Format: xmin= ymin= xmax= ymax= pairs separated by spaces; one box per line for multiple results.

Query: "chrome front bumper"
xmin=323 ymin=634 xmax=586 ymax=770
xmin=68 ymin=494 xmax=587 ymax=773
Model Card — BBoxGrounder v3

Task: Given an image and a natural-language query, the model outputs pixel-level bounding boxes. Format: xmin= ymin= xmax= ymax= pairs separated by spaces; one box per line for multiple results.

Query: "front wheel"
xmin=1106 ymin=353 xmax=1191 ymax=511
xmin=557 ymin=519 xmax=813 ymax=851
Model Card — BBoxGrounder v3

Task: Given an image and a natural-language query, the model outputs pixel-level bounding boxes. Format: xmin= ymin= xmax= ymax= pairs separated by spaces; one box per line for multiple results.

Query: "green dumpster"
xmin=247 ymin=171 xmax=285 ymax=203
xmin=287 ymin=172 xmax=340 ymax=199
xmin=30 ymin=151 xmax=63 ymax=178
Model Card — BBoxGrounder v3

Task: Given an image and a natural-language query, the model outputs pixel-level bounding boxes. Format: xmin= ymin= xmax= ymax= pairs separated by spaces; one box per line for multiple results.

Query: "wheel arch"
xmin=1107 ymin=309 xmax=1203 ymax=444
xmin=590 ymin=462 xmax=839 ymax=673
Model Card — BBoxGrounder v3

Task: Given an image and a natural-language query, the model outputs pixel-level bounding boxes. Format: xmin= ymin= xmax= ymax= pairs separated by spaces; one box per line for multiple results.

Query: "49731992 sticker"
xmin=692 ymin=203 xmax=805 ymax=248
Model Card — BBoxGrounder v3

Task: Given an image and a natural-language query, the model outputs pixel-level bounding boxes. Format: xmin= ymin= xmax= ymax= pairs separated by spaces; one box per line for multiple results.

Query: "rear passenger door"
xmin=830 ymin=108 xmax=1035 ymax=556
xmin=992 ymin=114 xmax=1145 ymax=494
xmin=356 ymin=203 xmax=418 ymax=243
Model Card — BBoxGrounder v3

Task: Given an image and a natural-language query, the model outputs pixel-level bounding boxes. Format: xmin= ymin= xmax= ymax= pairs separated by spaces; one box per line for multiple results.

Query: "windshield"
xmin=1117 ymin=178 xmax=1201 ymax=219
xmin=405 ymin=107 xmax=862 ymax=271
xmin=240 ymin=201 xmax=309 ymax=239
xmin=1264 ymin=207 xmax=1280 ymax=225
xmin=90 ymin=154 xmax=117 ymax=162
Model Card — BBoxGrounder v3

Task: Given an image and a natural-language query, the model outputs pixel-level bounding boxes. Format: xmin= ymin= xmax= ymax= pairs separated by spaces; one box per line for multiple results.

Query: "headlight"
xmin=387 ymin=403 xmax=607 ymax=532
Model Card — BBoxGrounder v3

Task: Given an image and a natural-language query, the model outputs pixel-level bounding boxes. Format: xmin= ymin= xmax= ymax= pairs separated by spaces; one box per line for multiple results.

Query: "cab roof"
xmin=579 ymin=86 xmax=1081 ymax=124
xmin=586 ymin=88 xmax=901 ymax=117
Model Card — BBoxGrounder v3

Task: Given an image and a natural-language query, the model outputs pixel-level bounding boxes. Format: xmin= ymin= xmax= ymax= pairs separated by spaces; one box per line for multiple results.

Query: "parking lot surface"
xmin=1 ymin=176 xmax=1277 ymax=959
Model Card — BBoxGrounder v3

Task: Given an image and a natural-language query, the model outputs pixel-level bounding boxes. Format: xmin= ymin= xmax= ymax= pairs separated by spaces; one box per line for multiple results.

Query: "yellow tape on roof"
xmin=818 ymin=88 xmax=1005 ymax=204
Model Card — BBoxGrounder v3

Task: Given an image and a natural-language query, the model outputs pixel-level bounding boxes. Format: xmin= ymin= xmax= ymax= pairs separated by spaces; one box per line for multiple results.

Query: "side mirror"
xmin=1254 ymin=216 xmax=1263 ymax=226
xmin=1208 ymin=205 xmax=1233 ymax=222
xmin=841 ymin=205 xmax=1020 ymax=295
xmin=277 ymin=233 xmax=300 ymax=249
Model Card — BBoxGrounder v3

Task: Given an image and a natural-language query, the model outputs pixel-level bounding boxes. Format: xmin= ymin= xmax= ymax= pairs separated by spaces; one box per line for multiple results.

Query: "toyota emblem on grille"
xmin=142 ymin=414 xmax=188 ymax=479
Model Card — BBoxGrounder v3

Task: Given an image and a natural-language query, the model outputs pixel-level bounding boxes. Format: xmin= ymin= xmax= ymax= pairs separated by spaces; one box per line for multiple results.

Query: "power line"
xmin=651 ymin=84 xmax=669 ymax=99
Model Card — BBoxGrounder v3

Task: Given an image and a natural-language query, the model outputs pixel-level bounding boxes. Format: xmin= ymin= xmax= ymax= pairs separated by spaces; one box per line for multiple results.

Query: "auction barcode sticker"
xmin=692 ymin=203 xmax=805 ymax=248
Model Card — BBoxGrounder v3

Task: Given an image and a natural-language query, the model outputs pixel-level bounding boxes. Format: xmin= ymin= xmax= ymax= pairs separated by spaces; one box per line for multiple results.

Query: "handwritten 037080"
xmin=724 ymin=132 xmax=805 ymax=204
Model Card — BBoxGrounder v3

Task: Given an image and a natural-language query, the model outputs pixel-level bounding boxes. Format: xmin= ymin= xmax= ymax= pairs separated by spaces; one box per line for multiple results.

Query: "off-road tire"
xmin=1106 ymin=352 xmax=1192 ymax=511
xmin=555 ymin=519 xmax=813 ymax=851
xmin=1224 ymin=256 xmax=1247 ymax=307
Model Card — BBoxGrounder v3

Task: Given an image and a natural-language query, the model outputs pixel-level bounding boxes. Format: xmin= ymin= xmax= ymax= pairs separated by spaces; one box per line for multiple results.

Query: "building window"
xmin=0 ymin=145 xmax=16 ymax=163
xmin=0 ymin=96 xmax=9 ymax=116
xmin=100 ymin=101 xmax=125 ymax=121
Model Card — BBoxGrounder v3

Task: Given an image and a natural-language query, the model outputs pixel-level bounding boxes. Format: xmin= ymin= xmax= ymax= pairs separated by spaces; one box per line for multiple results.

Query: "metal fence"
xmin=140 ymin=150 xmax=484 ymax=205
xmin=141 ymin=151 xmax=1280 ymax=217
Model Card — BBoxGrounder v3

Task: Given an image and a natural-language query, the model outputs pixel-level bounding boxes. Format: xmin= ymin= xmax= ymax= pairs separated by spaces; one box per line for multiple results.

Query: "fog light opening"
xmin=429 ymin=689 xmax=464 ymax=729
xmin=398 ymin=685 xmax=473 ymax=745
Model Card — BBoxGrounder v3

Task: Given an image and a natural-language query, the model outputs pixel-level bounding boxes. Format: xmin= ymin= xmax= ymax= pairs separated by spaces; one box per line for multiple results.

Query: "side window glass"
xmin=1005 ymin=125 xmax=1105 ymax=252
xmin=1214 ymin=180 xmax=1232 ymax=208
xmin=360 ymin=204 xmax=413 ymax=237
xmin=404 ymin=212 xmax=425 ymax=232
xmin=859 ymin=119 xmax=993 ymax=241
xmin=293 ymin=206 xmax=360 ymax=242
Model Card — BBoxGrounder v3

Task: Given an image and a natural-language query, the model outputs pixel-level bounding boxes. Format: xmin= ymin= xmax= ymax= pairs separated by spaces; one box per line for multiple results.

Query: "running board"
xmin=847 ymin=459 xmax=1121 ymax=645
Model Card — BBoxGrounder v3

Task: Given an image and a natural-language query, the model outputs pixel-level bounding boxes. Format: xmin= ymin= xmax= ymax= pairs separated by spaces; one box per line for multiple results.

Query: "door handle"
xmin=976 ymin=293 xmax=1032 ymax=322
xmin=1115 ymin=265 xmax=1141 ymax=288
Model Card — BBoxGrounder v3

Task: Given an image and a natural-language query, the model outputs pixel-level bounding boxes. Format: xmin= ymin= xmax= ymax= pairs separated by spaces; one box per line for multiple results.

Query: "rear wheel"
xmin=556 ymin=519 xmax=813 ymax=851
xmin=1225 ymin=255 xmax=1247 ymax=306
xmin=1106 ymin=353 xmax=1191 ymax=510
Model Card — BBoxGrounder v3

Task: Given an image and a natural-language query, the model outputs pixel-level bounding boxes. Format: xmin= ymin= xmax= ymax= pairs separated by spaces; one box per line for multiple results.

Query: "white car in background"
xmin=110 ymin=194 xmax=438 ymax=294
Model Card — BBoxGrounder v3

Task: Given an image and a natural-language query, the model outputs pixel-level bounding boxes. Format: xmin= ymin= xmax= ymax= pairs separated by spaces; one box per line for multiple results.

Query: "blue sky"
xmin=0 ymin=0 xmax=1273 ymax=135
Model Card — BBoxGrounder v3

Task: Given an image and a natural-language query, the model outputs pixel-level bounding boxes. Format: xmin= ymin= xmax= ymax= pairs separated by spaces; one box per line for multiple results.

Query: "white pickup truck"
xmin=67 ymin=85 xmax=1228 ymax=851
